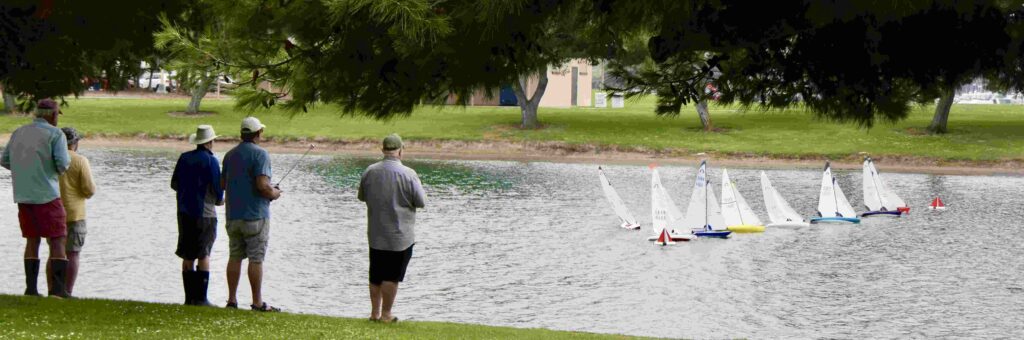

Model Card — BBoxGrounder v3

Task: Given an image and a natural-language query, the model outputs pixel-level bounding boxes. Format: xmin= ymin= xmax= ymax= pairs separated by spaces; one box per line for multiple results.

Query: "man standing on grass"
xmin=222 ymin=117 xmax=282 ymax=312
xmin=1 ymin=98 xmax=71 ymax=298
xmin=58 ymin=127 xmax=95 ymax=297
xmin=170 ymin=125 xmax=222 ymax=306
xmin=358 ymin=133 xmax=426 ymax=323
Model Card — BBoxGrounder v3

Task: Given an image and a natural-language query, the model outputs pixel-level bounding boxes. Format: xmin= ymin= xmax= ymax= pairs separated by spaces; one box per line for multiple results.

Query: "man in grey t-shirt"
xmin=357 ymin=133 xmax=426 ymax=323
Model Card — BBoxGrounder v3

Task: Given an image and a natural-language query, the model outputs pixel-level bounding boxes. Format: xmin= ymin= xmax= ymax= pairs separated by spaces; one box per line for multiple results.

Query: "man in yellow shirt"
xmin=58 ymin=127 xmax=95 ymax=297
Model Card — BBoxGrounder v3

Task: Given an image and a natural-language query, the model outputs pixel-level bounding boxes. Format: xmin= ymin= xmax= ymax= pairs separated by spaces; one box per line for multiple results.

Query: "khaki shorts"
xmin=65 ymin=220 xmax=87 ymax=253
xmin=226 ymin=219 xmax=270 ymax=263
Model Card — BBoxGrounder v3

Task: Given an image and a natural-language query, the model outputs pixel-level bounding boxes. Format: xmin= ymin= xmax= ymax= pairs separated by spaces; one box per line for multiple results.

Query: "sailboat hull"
xmin=726 ymin=224 xmax=766 ymax=233
xmin=646 ymin=233 xmax=694 ymax=242
xmin=767 ymin=221 xmax=810 ymax=229
xmin=693 ymin=230 xmax=732 ymax=238
xmin=810 ymin=217 xmax=861 ymax=224
xmin=620 ymin=222 xmax=641 ymax=230
xmin=861 ymin=211 xmax=901 ymax=217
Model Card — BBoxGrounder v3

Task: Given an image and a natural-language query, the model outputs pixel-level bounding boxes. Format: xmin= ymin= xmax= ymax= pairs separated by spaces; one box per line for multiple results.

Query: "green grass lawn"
xmin=0 ymin=295 xmax=641 ymax=339
xmin=1 ymin=96 xmax=1021 ymax=161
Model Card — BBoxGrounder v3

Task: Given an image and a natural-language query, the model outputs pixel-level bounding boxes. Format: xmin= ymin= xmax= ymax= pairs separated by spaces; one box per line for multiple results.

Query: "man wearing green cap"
xmin=358 ymin=133 xmax=426 ymax=323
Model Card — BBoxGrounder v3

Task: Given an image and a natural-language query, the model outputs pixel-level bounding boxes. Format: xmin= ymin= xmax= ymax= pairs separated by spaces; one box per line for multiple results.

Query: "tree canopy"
xmin=4 ymin=0 xmax=1024 ymax=130
xmin=600 ymin=0 xmax=1024 ymax=127
xmin=0 ymin=0 xmax=188 ymax=101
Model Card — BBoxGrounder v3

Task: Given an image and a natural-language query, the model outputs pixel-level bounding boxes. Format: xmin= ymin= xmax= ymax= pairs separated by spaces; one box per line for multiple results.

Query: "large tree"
xmin=598 ymin=0 xmax=1024 ymax=128
xmin=207 ymin=0 xmax=584 ymax=124
xmin=192 ymin=0 xmax=1024 ymax=134
xmin=0 ymin=1 xmax=188 ymax=101
xmin=155 ymin=2 xmax=231 ymax=114
xmin=508 ymin=2 xmax=596 ymax=129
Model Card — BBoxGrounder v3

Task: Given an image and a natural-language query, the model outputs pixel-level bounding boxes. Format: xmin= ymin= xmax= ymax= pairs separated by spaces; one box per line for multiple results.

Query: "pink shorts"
xmin=18 ymin=199 xmax=67 ymax=238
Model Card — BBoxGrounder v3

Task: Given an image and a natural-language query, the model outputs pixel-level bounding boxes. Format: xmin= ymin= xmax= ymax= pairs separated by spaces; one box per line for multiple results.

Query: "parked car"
xmin=137 ymin=71 xmax=177 ymax=91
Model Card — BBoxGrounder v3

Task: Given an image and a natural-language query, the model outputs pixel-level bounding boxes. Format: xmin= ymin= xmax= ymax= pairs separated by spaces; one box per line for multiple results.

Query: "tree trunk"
xmin=2 ymin=90 xmax=16 ymax=114
xmin=512 ymin=70 xmax=549 ymax=129
xmin=185 ymin=76 xmax=214 ymax=114
xmin=928 ymin=88 xmax=955 ymax=134
xmin=695 ymin=100 xmax=713 ymax=131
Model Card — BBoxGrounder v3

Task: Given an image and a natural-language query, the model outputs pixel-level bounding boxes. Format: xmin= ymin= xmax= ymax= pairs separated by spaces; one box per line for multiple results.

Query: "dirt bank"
xmin=5 ymin=134 xmax=1014 ymax=176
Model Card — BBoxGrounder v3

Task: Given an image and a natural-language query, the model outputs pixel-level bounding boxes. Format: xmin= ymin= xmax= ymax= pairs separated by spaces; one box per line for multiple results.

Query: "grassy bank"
xmin=0 ymin=97 xmax=1021 ymax=162
xmin=0 ymin=295 xmax=638 ymax=339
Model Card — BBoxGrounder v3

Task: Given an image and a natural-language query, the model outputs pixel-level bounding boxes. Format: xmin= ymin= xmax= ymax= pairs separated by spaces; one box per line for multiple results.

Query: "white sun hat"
xmin=241 ymin=116 xmax=266 ymax=133
xmin=188 ymin=125 xmax=218 ymax=145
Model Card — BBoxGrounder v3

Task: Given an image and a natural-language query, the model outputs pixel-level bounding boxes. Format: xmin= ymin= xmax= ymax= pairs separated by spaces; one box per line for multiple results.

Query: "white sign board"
xmin=611 ymin=94 xmax=625 ymax=108
xmin=594 ymin=93 xmax=608 ymax=108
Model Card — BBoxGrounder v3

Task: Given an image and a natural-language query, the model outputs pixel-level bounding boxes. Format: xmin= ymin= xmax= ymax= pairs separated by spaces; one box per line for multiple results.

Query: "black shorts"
xmin=369 ymin=244 xmax=414 ymax=285
xmin=175 ymin=213 xmax=217 ymax=260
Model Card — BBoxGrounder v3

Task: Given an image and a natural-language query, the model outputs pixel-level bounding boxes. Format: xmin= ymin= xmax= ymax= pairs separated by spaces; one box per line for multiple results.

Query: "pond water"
xmin=1 ymin=148 xmax=1022 ymax=339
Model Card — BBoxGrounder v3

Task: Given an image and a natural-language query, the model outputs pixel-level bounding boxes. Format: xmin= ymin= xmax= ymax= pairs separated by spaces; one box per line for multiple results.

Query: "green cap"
xmin=383 ymin=133 xmax=403 ymax=150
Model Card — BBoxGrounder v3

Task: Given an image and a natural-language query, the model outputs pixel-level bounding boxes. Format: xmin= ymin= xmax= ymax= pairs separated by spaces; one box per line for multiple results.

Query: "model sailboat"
xmin=684 ymin=161 xmax=732 ymax=238
xmin=810 ymin=162 xmax=861 ymax=224
xmin=647 ymin=165 xmax=694 ymax=243
xmin=760 ymin=171 xmax=809 ymax=228
xmin=598 ymin=167 xmax=641 ymax=229
xmin=861 ymin=158 xmax=908 ymax=217
xmin=720 ymin=169 xmax=766 ymax=233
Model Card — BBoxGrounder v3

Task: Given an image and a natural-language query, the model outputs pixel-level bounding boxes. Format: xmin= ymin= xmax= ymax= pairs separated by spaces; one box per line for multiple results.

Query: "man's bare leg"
xmin=380 ymin=281 xmax=399 ymax=322
xmin=24 ymin=238 xmax=41 ymax=259
xmin=66 ymin=251 xmax=80 ymax=295
xmin=226 ymin=259 xmax=242 ymax=305
xmin=182 ymin=259 xmax=195 ymax=271
xmin=369 ymin=283 xmax=382 ymax=320
xmin=197 ymin=257 xmax=210 ymax=271
xmin=248 ymin=262 xmax=263 ymax=307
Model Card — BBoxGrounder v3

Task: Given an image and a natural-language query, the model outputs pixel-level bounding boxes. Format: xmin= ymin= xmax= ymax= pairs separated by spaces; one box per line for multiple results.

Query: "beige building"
xmin=449 ymin=59 xmax=593 ymax=107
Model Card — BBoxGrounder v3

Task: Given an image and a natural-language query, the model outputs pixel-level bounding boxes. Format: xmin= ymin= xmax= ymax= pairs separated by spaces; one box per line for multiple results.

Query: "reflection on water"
xmin=314 ymin=158 xmax=515 ymax=193
xmin=0 ymin=149 xmax=1022 ymax=339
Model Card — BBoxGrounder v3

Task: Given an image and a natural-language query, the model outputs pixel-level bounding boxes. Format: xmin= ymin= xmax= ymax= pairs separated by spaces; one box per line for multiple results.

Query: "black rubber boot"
xmin=183 ymin=271 xmax=194 ymax=305
xmin=193 ymin=270 xmax=214 ymax=307
xmin=48 ymin=259 xmax=69 ymax=298
xmin=24 ymin=259 xmax=40 ymax=296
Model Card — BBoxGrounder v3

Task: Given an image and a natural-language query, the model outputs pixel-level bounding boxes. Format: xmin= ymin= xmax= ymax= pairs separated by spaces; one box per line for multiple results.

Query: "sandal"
xmin=250 ymin=302 xmax=281 ymax=312
xmin=380 ymin=316 xmax=399 ymax=324
xmin=225 ymin=302 xmax=238 ymax=309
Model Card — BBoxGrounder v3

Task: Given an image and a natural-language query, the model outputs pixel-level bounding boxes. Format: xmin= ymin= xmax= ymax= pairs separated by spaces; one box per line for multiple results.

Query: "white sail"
xmin=721 ymin=169 xmax=762 ymax=226
xmin=862 ymin=159 xmax=885 ymax=211
xmin=833 ymin=176 xmax=858 ymax=218
xmin=651 ymin=168 xmax=670 ymax=234
xmin=817 ymin=164 xmax=838 ymax=217
xmin=761 ymin=171 xmax=788 ymax=223
xmin=720 ymin=169 xmax=742 ymax=226
xmin=735 ymin=183 xmax=762 ymax=226
xmin=775 ymin=185 xmax=804 ymax=222
xmin=706 ymin=180 xmax=728 ymax=230
xmin=659 ymin=182 xmax=685 ymax=224
xmin=761 ymin=171 xmax=804 ymax=223
xmin=872 ymin=161 xmax=907 ymax=209
xmin=599 ymin=168 xmax=638 ymax=226
xmin=681 ymin=161 xmax=710 ymax=230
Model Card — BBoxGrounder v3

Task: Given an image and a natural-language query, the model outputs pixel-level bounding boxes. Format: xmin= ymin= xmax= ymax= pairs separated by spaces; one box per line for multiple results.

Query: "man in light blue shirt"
xmin=1 ymin=98 xmax=71 ymax=298
xmin=221 ymin=116 xmax=281 ymax=312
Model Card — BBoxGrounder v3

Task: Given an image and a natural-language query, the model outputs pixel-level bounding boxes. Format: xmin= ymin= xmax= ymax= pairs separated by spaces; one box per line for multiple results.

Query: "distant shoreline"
xmin=10 ymin=134 xmax=1018 ymax=176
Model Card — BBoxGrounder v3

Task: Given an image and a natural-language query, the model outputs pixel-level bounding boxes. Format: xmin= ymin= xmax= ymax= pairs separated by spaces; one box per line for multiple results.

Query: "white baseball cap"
xmin=241 ymin=116 xmax=266 ymax=133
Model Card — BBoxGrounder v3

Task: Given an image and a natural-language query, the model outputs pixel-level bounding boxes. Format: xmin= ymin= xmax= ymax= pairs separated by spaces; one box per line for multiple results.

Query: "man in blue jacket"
xmin=170 ymin=125 xmax=223 ymax=306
